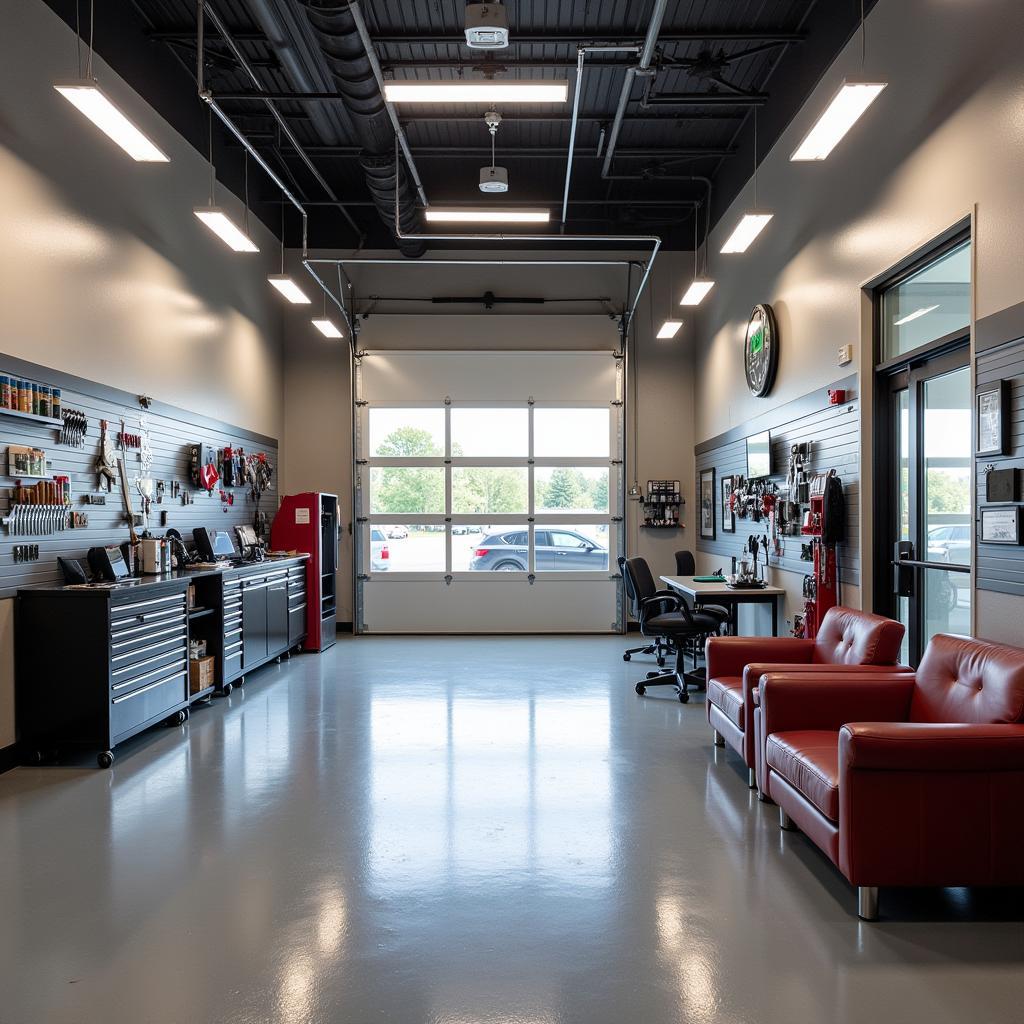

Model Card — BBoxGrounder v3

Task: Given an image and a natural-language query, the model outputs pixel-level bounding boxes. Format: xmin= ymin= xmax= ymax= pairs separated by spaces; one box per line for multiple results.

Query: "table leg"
xmin=729 ymin=602 xmax=738 ymax=636
xmin=771 ymin=597 xmax=779 ymax=637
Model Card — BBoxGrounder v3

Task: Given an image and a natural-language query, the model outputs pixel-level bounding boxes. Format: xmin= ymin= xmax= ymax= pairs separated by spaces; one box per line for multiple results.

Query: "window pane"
xmin=535 ymin=523 xmax=609 ymax=572
xmin=535 ymin=467 xmax=609 ymax=514
xmin=923 ymin=567 xmax=970 ymax=646
xmin=370 ymin=467 xmax=445 ymax=514
xmin=371 ymin=525 xmax=445 ymax=572
xmin=461 ymin=525 xmax=529 ymax=572
xmin=882 ymin=242 xmax=970 ymax=359
xmin=897 ymin=389 xmax=909 ymax=542
xmin=369 ymin=408 xmax=445 ymax=457
xmin=451 ymin=408 xmax=528 ymax=457
xmin=534 ymin=408 xmax=610 ymax=458
xmin=452 ymin=467 xmax=528 ymax=514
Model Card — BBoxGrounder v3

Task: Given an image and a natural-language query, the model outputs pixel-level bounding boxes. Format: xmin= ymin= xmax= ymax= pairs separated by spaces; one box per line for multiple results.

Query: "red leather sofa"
xmin=758 ymin=633 xmax=1024 ymax=919
xmin=705 ymin=607 xmax=906 ymax=787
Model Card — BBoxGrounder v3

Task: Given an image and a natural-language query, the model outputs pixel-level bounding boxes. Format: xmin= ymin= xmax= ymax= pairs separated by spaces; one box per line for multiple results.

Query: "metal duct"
xmin=304 ymin=4 xmax=425 ymax=257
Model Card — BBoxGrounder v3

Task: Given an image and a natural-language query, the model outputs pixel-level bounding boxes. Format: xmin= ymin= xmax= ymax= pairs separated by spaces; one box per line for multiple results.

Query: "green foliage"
xmin=376 ymin=426 xmax=442 ymax=458
xmin=372 ymin=427 xmax=444 ymax=514
xmin=453 ymin=468 xmax=527 ymax=514
xmin=926 ymin=470 xmax=970 ymax=514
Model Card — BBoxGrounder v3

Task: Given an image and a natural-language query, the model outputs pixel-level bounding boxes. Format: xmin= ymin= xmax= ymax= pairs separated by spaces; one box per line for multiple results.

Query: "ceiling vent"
xmin=479 ymin=110 xmax=508 ymax=192
xmin=465 ymin=3 xmax=510 ymax=49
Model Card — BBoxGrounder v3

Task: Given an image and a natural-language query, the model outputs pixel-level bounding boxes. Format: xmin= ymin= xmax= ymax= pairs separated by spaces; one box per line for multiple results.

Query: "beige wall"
xmin=280 ymin=248 xmax=696 ymax=624
xmin=0 ymin=0 xmax=286 ymax=748
xmin=693 ymin=0 xmax=1024 ymax=641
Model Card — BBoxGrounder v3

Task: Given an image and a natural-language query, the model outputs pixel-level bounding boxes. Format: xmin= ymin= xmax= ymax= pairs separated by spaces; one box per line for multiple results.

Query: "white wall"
xmin=280 ymin=248 xmax=697 ymax=625
xmin=693 ymin=0 xmax=1024 ymax=642
xmin=0 ymin=0 xmax=286 ymax=748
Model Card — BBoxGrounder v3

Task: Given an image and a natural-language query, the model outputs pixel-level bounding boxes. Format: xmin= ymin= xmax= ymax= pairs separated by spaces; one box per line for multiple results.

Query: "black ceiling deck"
xmin=44 ymin=0 xmax=874 ymax=250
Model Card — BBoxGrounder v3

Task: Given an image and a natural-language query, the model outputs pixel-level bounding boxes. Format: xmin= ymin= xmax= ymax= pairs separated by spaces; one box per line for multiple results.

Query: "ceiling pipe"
xmin=643 ymin=92 xmax=770 ymax=106
xmin=601 ymin=0 xmax=669 ymax=180
xmin=561 ymin=45 xmax=641 ymax=225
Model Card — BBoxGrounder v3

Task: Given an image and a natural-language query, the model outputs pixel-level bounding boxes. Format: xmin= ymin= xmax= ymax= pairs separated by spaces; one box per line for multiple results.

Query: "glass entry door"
xmin=889 ymin=350 xmax=971 ymax=663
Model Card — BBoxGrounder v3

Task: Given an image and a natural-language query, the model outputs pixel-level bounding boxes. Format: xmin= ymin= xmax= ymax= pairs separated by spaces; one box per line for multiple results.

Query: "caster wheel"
xmin=222 ymin=682 xmax=233 ymax=696
xmin=97 ymin=751 xmax=114 ymax=769
xmin=657 ymin=657 xmax=666 ymax=667
xmin=29 ymin=749 xmax=45 ymax=766
xmin=237 ymin=676 xmax=245 ymax=687
xmin=183 ymin=707 xmax=190 ymax=721
xmin=634 ymin=682 xmax=646 ymax=696
xmin=623 ymin=653 xmax=631 ymax=662
xmin=276 ymin=656 xmax=282 ymax=664
xmin=678 ymin=690 xmax=690 ymax=704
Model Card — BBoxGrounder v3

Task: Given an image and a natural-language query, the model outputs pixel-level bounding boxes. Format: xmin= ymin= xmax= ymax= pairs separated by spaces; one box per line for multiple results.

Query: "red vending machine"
xmin=271 ymin=492 xmax=339 ymax=651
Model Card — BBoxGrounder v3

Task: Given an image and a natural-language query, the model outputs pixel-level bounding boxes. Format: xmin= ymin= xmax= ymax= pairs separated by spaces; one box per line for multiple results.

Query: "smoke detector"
xmin=465 ymin=3 xmax=509 ymax=49
xmin=479 ymin=110 xmax=508 ymax=192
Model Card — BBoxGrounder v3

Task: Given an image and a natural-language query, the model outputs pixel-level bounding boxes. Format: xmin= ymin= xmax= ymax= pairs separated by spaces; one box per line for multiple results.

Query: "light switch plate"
xmin=838 ymin=344 xmax=853 ymax=366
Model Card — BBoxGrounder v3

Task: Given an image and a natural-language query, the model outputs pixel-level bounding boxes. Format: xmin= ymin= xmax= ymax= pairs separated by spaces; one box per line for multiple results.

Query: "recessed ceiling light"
xmin=312 ymin=318 xmax=343 ymax=339
xmin=193 ymin=207 xmax=259 ymax=252
xmin=55 ymin=80 xmax=169 ymax=162
xmin=679 ymin=280 xmax=715 ymax=306
xmin=383 ymin=81 xmax=568 ymax=104
xmin=424 ymin=208 xmax=550 ymax=223
xmin=720 ymin=213 xmax=773 ymax=254
xmin=893 ymin=304 xmax=939 ymax=326
xmin=268 ymin=275 xmax=311 ymax=304
xmin=791 ymin=80 xmax=887 ymax=161
xmin=657 ymin=320 xmax=683 ymax=339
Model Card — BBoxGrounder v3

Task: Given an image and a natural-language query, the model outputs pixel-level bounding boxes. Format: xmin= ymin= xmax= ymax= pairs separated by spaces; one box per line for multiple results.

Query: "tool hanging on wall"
xmin=59 ymin=407 xmax=88 ymax=448
xmin=244 ymin=452 xmax=273 ymax=503
xmin=138 ymin=414 xmax=153 ymax=473
xmin=117 ymin=457 xmax=140 ymax=544
xmin=97 ymin=419 xmax=118 ymax=492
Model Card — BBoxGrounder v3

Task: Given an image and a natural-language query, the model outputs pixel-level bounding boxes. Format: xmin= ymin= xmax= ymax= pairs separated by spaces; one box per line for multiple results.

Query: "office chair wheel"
xmin=97 ymin=750 xmax=114 ymax=769
xmin=677 ymin=689 xmax=689 ymax=704
xmin=634 ymin=682 xmax=646 ymax=696
xmin=623 ymin=653 xmax=631 ymax=662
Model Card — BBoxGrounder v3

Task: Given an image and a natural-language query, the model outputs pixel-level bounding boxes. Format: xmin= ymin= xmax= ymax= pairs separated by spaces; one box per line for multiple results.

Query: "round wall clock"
xmin=744 ymin=303 xmax=779 ymax=397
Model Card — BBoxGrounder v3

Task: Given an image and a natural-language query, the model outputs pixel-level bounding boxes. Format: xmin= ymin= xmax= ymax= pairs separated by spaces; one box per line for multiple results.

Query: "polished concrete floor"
xmin=1 ymin=636 xmax=1022 ymax=1024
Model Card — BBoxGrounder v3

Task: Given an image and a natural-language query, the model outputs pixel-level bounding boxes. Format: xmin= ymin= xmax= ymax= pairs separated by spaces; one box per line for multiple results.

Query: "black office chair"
xmin=622 ymin=556 xmax=720 ymax=703
xmin=619 ymin=555 xmax=673 ymax=665
xmin=674 ymin=550 xmax=731 ymax=630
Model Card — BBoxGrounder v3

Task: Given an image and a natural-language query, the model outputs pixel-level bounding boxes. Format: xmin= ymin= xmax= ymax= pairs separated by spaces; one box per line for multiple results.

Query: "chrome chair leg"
xmin=857 ymin=886 xmax=879 ymax=921
xmin=712 ymin=730 xmax=725 ymax=748
xmin=779 ymin=808 xmax=796 ymax=831
xmin=748 ymin=768 xmax=756 ymax=788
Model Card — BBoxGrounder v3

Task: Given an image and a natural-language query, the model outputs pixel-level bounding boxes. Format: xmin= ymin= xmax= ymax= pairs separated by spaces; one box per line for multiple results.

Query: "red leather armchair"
xmin=758 ymin=633 xmax=1024 ymax=920
xmin=704 ymin=607 xmax=906 ymax=787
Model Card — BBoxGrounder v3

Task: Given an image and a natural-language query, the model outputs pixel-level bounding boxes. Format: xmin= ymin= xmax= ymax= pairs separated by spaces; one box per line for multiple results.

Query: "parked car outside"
xmin=386 ymin=525 xmax=408 ymax=539
xmin=452 ymin=524 xmax=482 ymax=535
xmin=370 ymin=528 xmax=390 ymax=571
xmin=926 ymin=523 xmax=970 ymax=565
xmin=469 ymin=529 xmax=608 ymax=571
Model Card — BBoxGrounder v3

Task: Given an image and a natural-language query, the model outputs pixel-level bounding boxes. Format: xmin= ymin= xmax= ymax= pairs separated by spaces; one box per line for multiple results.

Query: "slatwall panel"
xmin=975 ymin=337 xmax=1024 ymax=595
xmin=0 ymin=354 xmax=277 ymax=599
xmin=695 ymin=387 xmax=860 ymax=586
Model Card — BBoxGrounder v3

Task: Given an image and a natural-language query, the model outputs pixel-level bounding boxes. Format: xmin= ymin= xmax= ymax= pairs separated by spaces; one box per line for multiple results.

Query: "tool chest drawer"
xmin=110 ymin=665 xmax=188 ymax=739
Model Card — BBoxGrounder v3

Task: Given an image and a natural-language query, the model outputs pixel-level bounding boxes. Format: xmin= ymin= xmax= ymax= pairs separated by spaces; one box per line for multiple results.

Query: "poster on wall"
xmin=980 ymin=505 xmax=1021 ymax=544
xmin=976 ymin=381 xmax=1010 ymax=456
xmin=699 ymin=468 xmax=716 ymax=541
xmin=721 ymin=475 xmax=736 ymax=533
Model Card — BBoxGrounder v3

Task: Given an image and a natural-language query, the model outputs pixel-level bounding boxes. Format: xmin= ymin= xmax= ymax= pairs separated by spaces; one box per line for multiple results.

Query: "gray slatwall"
xmin=695 ymin=387 xmax=860 ymax=586
xmin=0 ymin=354 xmax=277 ymax=599
xmin=975 ymin=337 xmax=1024 ymax=595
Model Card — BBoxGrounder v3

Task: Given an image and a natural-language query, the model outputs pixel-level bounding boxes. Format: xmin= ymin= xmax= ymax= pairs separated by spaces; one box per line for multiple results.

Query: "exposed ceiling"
xmin=43 ymin=0 xmax=877 ymax=252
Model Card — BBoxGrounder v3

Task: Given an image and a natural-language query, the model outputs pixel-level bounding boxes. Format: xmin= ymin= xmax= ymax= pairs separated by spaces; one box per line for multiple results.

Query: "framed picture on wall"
xmin=980 ymin=505 xmax=1022 ymax=544
xmin=699 ymin=468 xmax=716 ymax=541
xmin=976 ymin=380 xmax=1010 ymax=456
xmin=721 ymin=475 xmax=736 ymax=533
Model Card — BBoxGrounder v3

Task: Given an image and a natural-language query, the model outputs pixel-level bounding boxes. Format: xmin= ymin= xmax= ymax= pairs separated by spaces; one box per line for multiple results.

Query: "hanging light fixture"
xmin=656 ymin=258 xmax=683 ymax=339
xmin=311 ymin=291 xmax=343 ymax=339
xmin=720 ymin=109 xmax=772 ymax=254
xmin=792 ymin=4 xmax=886 ymax=161
xmin=54 ymin=2 xmax=168 ymax=162
xmin=268 ymin=200 xmax=310 ymax=303
xmin=680 ymin=200 xmax=715 ymax=305
xmin=194 ymin=109 xmax=259 ymax=252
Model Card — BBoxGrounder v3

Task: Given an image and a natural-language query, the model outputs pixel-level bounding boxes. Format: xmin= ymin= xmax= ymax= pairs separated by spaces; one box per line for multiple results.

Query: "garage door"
xmin=355 ymin=350 xmax=622 ymax=633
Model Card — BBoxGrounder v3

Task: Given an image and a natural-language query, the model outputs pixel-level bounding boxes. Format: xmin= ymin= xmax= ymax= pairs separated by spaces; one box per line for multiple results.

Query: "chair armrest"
xmin=742 ymin=661 xmax=912 ymax=707
xmin=705 ymin=637 xmax=814 ymax=680
xmin=638 ymin=592 xmax=683 ymax=628
xmin=841 ymin=722 xmax=1024 ymax=771
xmin=759 ymin=672 xmax=915 ymax=736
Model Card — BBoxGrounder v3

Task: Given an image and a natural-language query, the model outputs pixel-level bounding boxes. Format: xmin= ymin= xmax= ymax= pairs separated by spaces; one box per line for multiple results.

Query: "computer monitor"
xmin=746 ymin=431 xmax=771 ymax=479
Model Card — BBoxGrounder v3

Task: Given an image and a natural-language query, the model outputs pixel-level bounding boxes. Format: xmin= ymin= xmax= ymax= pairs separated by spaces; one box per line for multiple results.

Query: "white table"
xmin=660 ymin=575 xmax=787 ymax=636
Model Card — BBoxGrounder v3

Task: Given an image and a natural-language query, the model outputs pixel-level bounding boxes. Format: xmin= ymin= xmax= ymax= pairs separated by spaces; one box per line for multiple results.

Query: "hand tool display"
xmin=116 ymin=457 xmax=140 ymax=545
xmin=58 ymin=407 xmax=89 ymax=448
xmin=0 ymin=373 xmax=60 ymax=417
xmin=642 ymin=479 xmax=682 ymax=527
xmin=96 ymin=419 xmax=118 ymax=491
xmin=7 ymin=444 xmax=48 ymax=477
xmin=244 ymin=452 xmax=274 ymax=503
xmin=13 ymin=544 xmax=39 ymax=562
xmin=3 ymin=504 xmax=69 ymax=535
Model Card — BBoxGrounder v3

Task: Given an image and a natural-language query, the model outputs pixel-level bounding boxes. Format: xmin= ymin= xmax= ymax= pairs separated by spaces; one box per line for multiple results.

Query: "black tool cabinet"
xmin=16 ymin=556 xmax=309 ymax=764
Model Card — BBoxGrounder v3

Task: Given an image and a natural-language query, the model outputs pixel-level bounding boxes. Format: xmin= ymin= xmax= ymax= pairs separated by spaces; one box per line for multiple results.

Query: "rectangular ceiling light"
xmin=656 ymin=320 xmax=683 ymax=340
xmin=720 ymin=213 xmax=773 ymax=254
xmin=893 ymin=304 xmax=940 ymax=326
xmin=55 ymin=80 xmax=169 ymax=162
xmin=791 ymin=80 xmax=887 ymax=161
xmin=383 ymin=81 xmax=568 ymax=104
xmin=679 ymin=280 xmax=715 ymax=306
xmin=311 ymin=318 xmax=343 ymax=339
xmin=424 ymin=208 xmax=551 ymax=224
xmin=193 ymin=207 xmax=259 ymax=252
xmin=268 ymin=275 xmax=312 ymax=304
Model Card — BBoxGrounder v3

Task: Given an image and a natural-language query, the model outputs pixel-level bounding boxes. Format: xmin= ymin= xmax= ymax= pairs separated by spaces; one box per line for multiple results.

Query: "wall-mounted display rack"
xmin=642 ymin=479 xmax=683 ymax=528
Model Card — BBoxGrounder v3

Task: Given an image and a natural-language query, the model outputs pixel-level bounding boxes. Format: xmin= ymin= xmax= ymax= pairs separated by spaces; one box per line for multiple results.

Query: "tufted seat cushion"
xmin=707 ymin=677 xmax=744 ymax=729
xmin=811 ymin=606 xmax=906 ymax=667
xmin=765 ymin=730 xmax=840 ymax=821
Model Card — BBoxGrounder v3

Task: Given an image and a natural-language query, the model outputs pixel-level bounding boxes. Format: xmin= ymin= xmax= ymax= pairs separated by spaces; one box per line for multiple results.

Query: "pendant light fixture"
xmin=311 ymin=290 xmax=343 ymax=339
xmin=194 ymin=109 xmax=259 ymax=252
xmin=720 ymin=109 xmax=772 ymax=254
xmin=656 ymin=257 xmax=683 ymax=339
xmin=791 ymin=2 xmax=886 ymax=161
xmin=268 ymin=200 xmax=311 ymax=303
xmin=680 ymin=200 xmax=715 ymax=306
xmin=55 ymin=1 xmax=168 ymax=162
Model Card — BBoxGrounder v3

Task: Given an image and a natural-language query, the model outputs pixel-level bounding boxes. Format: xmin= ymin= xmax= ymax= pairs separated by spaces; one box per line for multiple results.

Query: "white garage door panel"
xmin=363 ymin=580 xmax=617 ymax=633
